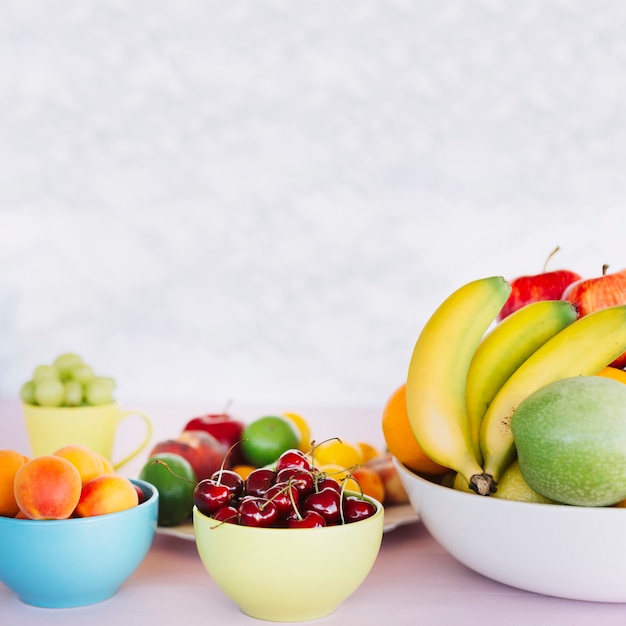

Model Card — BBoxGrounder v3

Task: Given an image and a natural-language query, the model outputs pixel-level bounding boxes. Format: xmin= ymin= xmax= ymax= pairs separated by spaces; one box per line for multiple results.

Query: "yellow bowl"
xmin=193 ymin=495 xmax=384 ymax=622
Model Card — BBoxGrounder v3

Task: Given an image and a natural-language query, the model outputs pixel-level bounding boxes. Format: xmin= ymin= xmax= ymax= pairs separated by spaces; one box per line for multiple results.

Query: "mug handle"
xmin=113 ymin=409 xmax=153 ymax=470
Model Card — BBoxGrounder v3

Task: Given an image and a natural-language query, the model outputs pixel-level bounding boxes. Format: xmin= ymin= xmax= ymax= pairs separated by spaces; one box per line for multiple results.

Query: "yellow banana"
xmin=405 ymin=275 xmax=511 ymax=495
xmin=465 ymin=299 xmax=578 ymax=460
xmin=480 ymin=305 xmax=626 ymax=482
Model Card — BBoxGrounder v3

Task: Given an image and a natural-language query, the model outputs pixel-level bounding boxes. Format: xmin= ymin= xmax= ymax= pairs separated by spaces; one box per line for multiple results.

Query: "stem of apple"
xmin=543 ymin=246 xmax=560 ymax=272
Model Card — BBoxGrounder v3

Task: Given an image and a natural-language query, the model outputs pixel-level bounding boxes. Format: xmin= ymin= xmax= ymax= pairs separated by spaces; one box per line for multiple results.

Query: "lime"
xmin=241 ymin=415 xmax=300 ymax=467
xmin=139 ymin=452 xmax=197 ymax=526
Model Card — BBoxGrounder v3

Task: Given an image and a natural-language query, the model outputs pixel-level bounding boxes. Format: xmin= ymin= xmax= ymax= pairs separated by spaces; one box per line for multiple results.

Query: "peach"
xmin=0 ymin=450 xmax=29 ymax=517
xmin=14 ymin=455 xmax=82 ymax=520
xmin=53 ymin=444 xmax=105 ymax=485
xmin=75 ymin=474 xmax=139 ymax=517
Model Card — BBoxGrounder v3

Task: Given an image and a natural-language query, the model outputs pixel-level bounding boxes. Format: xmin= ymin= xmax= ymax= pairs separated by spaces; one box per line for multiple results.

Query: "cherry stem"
xmin=308 ymin=437 xmax=342 ymax=468
xmin=151 ymin=459 xmax=196 ymax=484
xmin=543 ymin=246 xmax=560 ymax=272
xmin=215 ymin=440 xmax=244 ymax=481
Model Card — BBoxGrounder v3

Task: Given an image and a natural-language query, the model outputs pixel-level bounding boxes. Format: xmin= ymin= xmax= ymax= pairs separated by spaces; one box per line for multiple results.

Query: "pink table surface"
xmin=2 ymin=399 xmax=626 ymax=625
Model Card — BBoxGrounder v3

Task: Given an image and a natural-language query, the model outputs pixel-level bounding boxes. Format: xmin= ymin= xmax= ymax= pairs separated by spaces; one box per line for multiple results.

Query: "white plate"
xmin=157 ymin=503 xmax=419 ymax=540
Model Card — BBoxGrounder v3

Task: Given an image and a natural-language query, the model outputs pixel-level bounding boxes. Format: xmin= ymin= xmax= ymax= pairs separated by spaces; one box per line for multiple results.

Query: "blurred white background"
xmin=1 ymin=1 xmax=626 ymax=411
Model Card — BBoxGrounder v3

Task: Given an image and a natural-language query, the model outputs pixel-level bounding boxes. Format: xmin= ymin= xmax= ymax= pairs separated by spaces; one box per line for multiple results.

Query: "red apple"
xmin=183 ymin=413 xmax=246 ymax=465
xmin=498 ymin=247 xmax=582 ymax=321
xmin=563 ymin=265 xmax=626 ymax=368
xmin=149 ymin=430 xmax=228 ymax=481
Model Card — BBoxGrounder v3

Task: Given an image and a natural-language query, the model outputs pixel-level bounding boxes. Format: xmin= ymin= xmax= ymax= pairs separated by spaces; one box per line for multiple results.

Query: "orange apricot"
xmin=347 ymin=466 xmax=386 ymax=503
xmin=75 ymin=474 xmax=139 ymax=517
xmin=0 ymin=450 xmax=29 ymax=517
xmin=53 ymin=444 xmax=105 ymax=485
xmin=14 ymin=455 xmax=82 ymax=520
xmin=98 ymin=454 xmax=115 ymax=474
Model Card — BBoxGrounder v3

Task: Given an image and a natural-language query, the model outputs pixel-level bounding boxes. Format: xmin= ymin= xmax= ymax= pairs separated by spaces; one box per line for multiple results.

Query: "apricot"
xmin=348 ymin=466 xmax=386 ymax=503
xmin=98 ymin=454 xmax=115 ymax=474
xmin=0 ymin=450 xmax=29 ymax=517
xmin=75 ymin=474 xmax=139 ymax=517
xmin=14 ymin=455 xmax=82 ymax=520
xmin=53 ymin=444 xmax=105 ymax=485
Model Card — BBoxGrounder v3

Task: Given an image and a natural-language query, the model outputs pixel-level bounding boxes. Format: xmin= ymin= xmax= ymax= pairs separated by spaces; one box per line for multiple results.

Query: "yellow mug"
xmin=22 ymin=402 xmax=153 ymax=470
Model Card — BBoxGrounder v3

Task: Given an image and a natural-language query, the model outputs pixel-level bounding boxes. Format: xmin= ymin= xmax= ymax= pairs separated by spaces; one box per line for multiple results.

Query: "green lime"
xmin=139 ymin=452 xmax=197 ymax=526
xmin=241 ymin=415 xmax=300 ymax=467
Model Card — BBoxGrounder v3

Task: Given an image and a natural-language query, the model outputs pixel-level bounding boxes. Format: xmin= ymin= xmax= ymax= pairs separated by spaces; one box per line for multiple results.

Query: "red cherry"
xmin=276 ymin=467 xmax=315 ymax=498
xmin=238 ymin=497 xmax=279 ymax=527
xmin=244 ymin=467 xmax=277 ymax=497
xmin=275 ymin=449 xmax=312 ymax=473
xmin=342 ymin=496 xmax=377 ymax=523
xmin=303 ymin=487 xmax=341 ymax=524
xmin=194 ymin=479 xmax=232 ymax=516
xmin=212 ymin=505 xmax=239 ymax=524
xmin=210 ymin=469 xmax=244 ymax=499
xmin=286 ymin=509 xmax=327 ymax=528
xmin=315 ymin=475 xmax=342 ymax=494
xmin=265 ymin=481 xmax=300 ymax=517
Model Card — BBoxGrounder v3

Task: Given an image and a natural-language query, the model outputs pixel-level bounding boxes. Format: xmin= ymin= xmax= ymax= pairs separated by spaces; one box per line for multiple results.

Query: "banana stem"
xmin=469 ymin=473 xmax=497 ymax=496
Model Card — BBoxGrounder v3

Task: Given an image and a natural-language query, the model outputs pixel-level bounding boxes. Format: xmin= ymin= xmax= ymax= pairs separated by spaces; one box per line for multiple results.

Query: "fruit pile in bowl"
xmin=387 ymin=258 xmax=626 ymax=602
xmin=193 ymin=447 xmax=384 ymax=622
xmin=0 ymin=445 xmax=158 ymax=608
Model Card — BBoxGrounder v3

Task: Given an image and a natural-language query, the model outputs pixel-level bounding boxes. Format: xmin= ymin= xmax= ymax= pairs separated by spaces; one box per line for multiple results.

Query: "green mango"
xmin=511 ymin=376 xmax=626 ymax=507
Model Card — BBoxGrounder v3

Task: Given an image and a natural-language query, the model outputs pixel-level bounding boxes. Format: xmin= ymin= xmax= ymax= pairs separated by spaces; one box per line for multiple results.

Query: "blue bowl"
xmin=0 ymin=478 xmax=158 ymax=608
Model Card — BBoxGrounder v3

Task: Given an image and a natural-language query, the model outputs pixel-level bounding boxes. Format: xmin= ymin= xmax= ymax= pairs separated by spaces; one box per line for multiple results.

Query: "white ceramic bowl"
xmin=395 ymin=458 xmax=626 ymax=602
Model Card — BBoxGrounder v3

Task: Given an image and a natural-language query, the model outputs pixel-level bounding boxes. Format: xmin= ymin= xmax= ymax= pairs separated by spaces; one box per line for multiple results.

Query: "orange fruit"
xmin=348 ymin=466 xmax=386 ymax=503
xmin=0 ymin=450 xmax=29 ymax=517
xmin=382 ymin=383 xmax=448 ymax=476
xmin=357 ymin=441 xmax=382 ymax=463
xmin=231 ymin=464 xmax=256 ymax=480
xmin=597 ymin=366 xmax=626 ymax=384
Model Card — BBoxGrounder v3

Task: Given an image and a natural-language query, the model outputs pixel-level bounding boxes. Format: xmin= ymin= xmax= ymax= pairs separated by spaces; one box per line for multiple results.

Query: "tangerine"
xmin=382 ymin=383 xmax=448 ymax=476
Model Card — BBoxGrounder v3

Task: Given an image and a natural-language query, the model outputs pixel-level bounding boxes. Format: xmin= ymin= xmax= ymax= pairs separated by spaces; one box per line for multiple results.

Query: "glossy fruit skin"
xmin=498 ymin=269 xmax=581 ymax=321
xmin=238 ymin=497 xmax=279 ymax=527
xmin=563 ymin=268 xmax=626 ymax=368
xmin=194 ymin=479 xmax=233 ymax=516
xmin=183 ymin=414 xmax=246 ymax=465
xmin=244 ymin=468 xmax=277 ymax=497
xmin=241 ymin=416 xmax=300 ymax=467
xmin=139 ymin=452 xmax=197 ymax=527
xmin=303 ymin=488 xmax=342 ymax=524
xmin=342 ymin=497 xmax=377 ymax=523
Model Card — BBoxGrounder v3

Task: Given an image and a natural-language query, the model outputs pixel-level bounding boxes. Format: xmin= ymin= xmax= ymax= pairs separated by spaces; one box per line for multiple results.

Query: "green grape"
xmin=69 ymin=363 xmax=94 ymax=384
xmin=32 ymin=364 xmax=60 ymax=383
xmin=54 ymin=352 xmax=83 ymax=380
xmin=20 ymin=380 xmax=36 ymax=404
xmin=34 ymin=378 xmax=65 ymax=407
xmin=85 ymin=377 xmax=114 ymax=406
xmin=99 ymin=376 xmax=116 ymax=392
xmin=64 ymin=380 xmax=83 ymax=407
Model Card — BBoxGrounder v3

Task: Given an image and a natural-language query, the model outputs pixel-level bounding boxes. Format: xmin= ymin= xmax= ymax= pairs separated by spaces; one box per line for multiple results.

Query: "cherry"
xmin=342 ymin=496 xmax=377 ymax=523
xmin=276 ymin=467 xmax=315 ymax=498
xmin=194 ymin=479 xmax=233 ymax=516
xmin=244 ymin=467 xmax=277 ymax=497
xmin=212 ymin=504 xmax=239 ymax=524
xmin=303 ymin=487 xmax=342 ymax=524
xmin=315 ymin=475 xmax=342 ymax=494
xmin=286 ymin=509 xmax=327 ymax=528
xmin=275 ymin=449 xmax=312 ymax=473
xmin=238 ymin=496 xmax=279 ymax=527
xmin=265 ymin=482 xmax=300 ymax=517
xmin=210 ymin=469 xmax=244 ymax=499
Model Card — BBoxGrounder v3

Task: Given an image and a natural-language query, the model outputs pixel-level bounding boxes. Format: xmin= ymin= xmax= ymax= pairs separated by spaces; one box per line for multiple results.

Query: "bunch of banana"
xmin=405 ymin=275 xmax=626 ymax=495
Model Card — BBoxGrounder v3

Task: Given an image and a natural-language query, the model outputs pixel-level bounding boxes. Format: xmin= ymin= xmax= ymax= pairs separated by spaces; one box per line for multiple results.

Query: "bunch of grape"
xmin=20 ymin=353 xmax=116 ymax=408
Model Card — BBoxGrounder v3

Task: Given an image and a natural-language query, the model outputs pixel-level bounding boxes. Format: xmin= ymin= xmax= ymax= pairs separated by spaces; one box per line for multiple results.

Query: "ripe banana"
xmin=405 ymin=275 xmax=511 ymax=495
xmin=465 ymin=299 xmax=578 ymax=461
xmin=480 ymin=305 xmax=626 ymax=482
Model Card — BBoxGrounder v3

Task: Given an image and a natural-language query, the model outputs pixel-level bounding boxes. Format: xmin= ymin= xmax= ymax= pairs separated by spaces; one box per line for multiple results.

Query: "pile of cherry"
xmin=194 ymin=448 xmax=378 ymax=528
